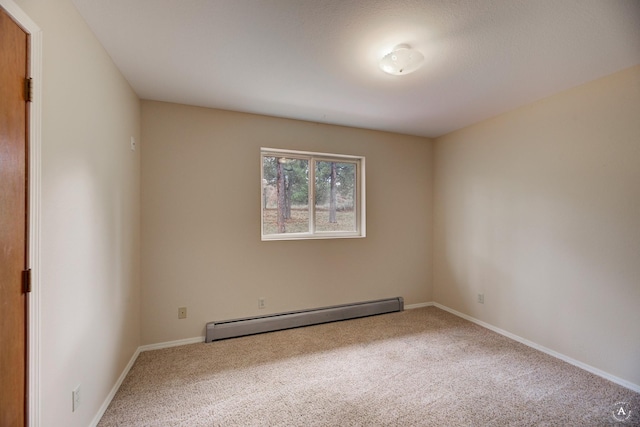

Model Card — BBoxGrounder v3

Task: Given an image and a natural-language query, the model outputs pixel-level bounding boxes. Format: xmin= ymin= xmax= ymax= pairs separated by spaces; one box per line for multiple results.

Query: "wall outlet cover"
xmin=178 ymin=307 xmax=187 ymax=319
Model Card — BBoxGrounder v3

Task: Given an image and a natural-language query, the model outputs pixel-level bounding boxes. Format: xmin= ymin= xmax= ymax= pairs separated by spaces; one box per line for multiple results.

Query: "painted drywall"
xmin=14 ymin=0 xmax=141 ymax=426
xmin=433 ymin=65 xmax=640 ymax=387
xmin=141 ymin=101 xmax=433 ymax=345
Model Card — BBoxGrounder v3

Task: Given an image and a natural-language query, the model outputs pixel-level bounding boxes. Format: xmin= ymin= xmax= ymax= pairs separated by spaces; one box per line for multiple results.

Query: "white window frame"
xmin=261 ymin=147 xmax=366 ymax=241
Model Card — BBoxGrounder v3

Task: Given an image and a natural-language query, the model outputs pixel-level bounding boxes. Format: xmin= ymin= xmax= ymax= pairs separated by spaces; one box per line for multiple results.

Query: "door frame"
xmin=0 ymin=1 xmax=41 ymax=426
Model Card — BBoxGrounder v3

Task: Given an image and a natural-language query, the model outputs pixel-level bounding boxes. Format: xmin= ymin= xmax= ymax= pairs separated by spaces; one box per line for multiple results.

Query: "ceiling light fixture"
xmin=379 ymin=44 xmax=424 ymax=76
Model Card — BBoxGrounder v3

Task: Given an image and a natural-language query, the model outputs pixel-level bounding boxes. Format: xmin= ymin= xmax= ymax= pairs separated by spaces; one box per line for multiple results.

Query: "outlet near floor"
xmin=477 ymin=293 xmax=484 ymax=304
xmin=258 ymin=297 xmax=266 ymax=309
xmin=178 ymin=307 xmax=187 ymax=319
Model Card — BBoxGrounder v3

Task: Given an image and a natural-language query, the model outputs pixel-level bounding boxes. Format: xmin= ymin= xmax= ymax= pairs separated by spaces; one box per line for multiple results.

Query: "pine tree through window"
xmin=261 ymin=148 xmax=365 ymax=240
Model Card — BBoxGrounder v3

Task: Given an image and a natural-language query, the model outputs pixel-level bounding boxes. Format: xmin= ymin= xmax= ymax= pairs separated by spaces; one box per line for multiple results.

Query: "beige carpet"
xmin=98 ymin=307 xmax=639 ymax=426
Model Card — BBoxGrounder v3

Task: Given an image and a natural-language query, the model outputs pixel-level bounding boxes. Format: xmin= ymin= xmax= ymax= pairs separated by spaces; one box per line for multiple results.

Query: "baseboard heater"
xmin=205 ymin=297 xmax=403 ymax=342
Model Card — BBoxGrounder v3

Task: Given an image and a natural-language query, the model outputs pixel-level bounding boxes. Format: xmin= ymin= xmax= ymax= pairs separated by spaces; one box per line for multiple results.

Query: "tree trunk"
xmin=277 ymin=160 xmax=286 ymax=233
xmin=284 ymin=174 xmax=291 ymax=219
xmin=329 ymin=162 xmax=337 ymax=223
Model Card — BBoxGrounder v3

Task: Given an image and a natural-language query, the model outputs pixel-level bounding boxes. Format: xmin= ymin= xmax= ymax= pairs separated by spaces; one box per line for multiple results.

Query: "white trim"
xmin=261 ymin=147 xmax=364 ymax=161
xmin=0 ymin=2 xmax=42 ymax=426
xmin=405 ymin=302 xmax=433 ymax=310
xmin=138 ymin=336 xmax=205 ymax=352
xmin=431 ymin=302 xmax=640 ymax=393
xmin=27 ymin=25 xmax=42 ymax=427
xmin=89 ymin=348 xmax=141 ymax=427
xmin=359 ymin=156 xmax=366 ymax=237
xmin=0 ymin=0 xmax=38 ymax=29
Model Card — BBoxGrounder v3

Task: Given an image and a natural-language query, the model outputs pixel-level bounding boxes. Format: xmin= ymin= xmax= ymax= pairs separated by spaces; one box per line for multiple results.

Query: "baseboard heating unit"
xmin=205 ymin=297 xmax=404 ymax=342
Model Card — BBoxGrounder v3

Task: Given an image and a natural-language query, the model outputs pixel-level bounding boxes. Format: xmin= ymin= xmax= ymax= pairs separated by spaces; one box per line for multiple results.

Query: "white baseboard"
xmin=138 ymin=336 xmax=205 ymax=352
xmin=89 ymin=347 xmax=141 ymax=427
xmin=405 ymin=302 xmax=434 ymax=310
xmin=431 ymin=302 xmax=640 ymax=394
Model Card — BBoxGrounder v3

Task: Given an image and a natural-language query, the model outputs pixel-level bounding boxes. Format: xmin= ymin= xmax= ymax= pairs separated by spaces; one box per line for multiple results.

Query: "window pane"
xmin=314 ymin=161 xmax=356 ymax=232
xmin=262 ymin=156 xmax=309 ymax=235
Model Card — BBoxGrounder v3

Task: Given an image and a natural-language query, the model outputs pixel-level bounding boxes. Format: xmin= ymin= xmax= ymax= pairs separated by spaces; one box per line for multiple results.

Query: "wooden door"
xmin=0 ymin=7 xmax=29 ymax=426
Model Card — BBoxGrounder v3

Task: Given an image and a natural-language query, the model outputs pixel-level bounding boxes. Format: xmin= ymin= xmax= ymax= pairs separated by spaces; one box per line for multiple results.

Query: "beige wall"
xmin=15 ymin=0 xmax=142 ymax=426
xmin=141 ymin=101 xmax=433 ymax=344
xmin=9 ymin=1 xmax=639 ymax=423
xmin=434 ymin=65 xmax=640 ymax=386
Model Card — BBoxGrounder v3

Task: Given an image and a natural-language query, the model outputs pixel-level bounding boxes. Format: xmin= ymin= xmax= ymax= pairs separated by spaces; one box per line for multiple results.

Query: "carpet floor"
xmin=97 ymin=307 xmax=639 ymax=426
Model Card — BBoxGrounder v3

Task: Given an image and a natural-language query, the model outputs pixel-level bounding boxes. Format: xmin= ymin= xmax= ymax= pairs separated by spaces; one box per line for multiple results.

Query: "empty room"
xmin=1 ymin=0 xmax=639 ymax=426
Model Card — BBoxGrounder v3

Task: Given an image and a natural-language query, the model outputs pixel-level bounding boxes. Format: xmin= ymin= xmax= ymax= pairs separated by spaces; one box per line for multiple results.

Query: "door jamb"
xmin=0 ymin=1 xmax=41 ymax=426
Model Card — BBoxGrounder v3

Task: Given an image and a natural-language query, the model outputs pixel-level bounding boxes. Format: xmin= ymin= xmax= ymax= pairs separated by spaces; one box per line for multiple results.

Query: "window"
xmin=261 ymin=148 xmax=365 ymax=240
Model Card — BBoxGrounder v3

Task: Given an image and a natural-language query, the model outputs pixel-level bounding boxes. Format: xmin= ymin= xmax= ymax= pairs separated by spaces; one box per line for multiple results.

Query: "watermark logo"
xmin=612 ymin=401 xmax=631 ymax=422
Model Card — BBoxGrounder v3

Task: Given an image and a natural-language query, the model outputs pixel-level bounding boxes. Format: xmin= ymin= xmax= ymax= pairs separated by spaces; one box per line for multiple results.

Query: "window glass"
xmin=262 ymin=156 xmax=309 ymax=235
xmin=261 ymin=148 xmax=365 ymax=241
xmin=314 ymin=161 xmax=356 ymax=232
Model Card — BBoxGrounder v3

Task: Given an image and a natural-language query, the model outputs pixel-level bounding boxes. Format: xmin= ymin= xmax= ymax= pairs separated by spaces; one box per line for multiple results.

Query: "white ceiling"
xmin=71 ymin=0 xmax=640 ymax=138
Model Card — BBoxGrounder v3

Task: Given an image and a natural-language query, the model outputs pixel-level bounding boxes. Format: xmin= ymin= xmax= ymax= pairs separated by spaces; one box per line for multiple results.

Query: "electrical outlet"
xmin=130 ymin=136 xmax=136 ymax=151
xmin=258 ymin=297 xmax=266 ymax=309
xmin=477 ymin=293 xmax=484 ymax=304
xmin=178 ymin=306 xmax=187 ymax=319
xmin=72 ymin=385 xmax=81 ymax=412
